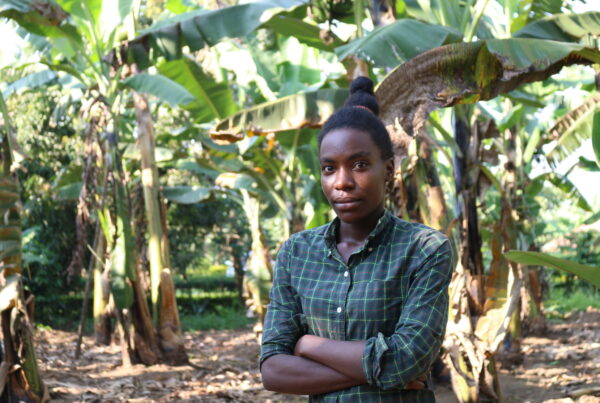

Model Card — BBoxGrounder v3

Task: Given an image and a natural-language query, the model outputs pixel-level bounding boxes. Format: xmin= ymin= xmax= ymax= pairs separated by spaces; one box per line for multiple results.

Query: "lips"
xmin=333 ymin=198 xmax=361 ymax=211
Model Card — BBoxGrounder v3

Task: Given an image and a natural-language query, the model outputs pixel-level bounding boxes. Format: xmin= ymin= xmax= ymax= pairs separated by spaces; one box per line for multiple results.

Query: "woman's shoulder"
xmin=279 ymin=223 xmax=330 ymax=252
xmin=389 ymin=215 xmax=449 ymax=249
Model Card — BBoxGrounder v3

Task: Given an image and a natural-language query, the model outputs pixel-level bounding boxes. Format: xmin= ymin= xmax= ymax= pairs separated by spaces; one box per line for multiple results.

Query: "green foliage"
xmin=545 ymin=287 xmax=600 ymax=314
xmin=180 ymin=305 xmax=252 ymax=331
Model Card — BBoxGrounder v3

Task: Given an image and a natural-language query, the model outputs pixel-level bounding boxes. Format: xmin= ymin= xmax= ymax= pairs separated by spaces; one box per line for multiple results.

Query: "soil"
xmin=36 ymin=308 xmax=600 ymax=403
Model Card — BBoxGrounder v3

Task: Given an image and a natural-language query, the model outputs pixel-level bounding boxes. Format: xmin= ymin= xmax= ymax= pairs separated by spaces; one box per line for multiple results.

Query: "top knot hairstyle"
xmin=318 ymin=76 xmax=393 ymax=160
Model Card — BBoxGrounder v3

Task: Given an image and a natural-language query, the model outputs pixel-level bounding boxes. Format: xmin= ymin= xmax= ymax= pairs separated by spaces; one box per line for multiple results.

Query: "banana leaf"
xmin=110 ymin=0 xmax=308 ymax=69
xmin=335 ymin=19 xmax=462 ymax=68
xmin=546 ymin=93 xmax=600 ymax=163
xmin=158 ymin=58 xmax=237 ymax=122
xmin=376 ymin=38 xmax=600 ymax=136
xmin=121 ymin=73 xmax=195 ymax=107
xmin=505 ymin=250 xmax=600 ymax=288
xmin=514 ymin=11 xmax=600 ymax=42
xmin=210 ymin=88 xmax=348 ymax=143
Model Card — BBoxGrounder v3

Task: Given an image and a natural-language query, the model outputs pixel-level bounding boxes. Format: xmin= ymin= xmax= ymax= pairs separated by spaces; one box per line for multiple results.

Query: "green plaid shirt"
xmin=260 ymin=210 xmax=453 ymax=402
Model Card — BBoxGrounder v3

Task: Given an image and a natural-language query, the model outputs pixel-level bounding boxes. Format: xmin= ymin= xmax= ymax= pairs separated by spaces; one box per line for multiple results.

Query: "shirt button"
xmin=368 ymin=247 xmax=373 ymax=252
xmin=336 ymin=307 xmax=342 ymax=313
xmin=344 ymin=271 xmax=349 ymax=277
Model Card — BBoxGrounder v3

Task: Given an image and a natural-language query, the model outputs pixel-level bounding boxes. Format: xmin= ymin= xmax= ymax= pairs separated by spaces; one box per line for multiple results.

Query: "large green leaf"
xmin=514 ymin=11 xmax=600 ymax=42
xmin=163 ymin=186 xmax=212 ymax=204
xmin=376 ymin=38 xmax=600 ymax=135
xmin=112 ymin=0 xmax=308 ymax=69
xmin=210 ymin=88 xmax=348 ymax=142
xmin=121 ymin=73 xmax=195 ymax=106
xmin=505 ymin=250 xmax=600 ymax=288
xmin=158 ymin=58 xmax=236 ymax=122
xmin=336 ymin=19 xmax=462 ymax=68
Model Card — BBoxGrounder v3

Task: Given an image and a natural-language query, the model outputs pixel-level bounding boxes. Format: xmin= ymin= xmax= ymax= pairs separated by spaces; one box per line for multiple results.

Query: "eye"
xmin=321 ymin=165 xmax=334 ymax=174
xmin=354 ymin=161 xmax=368 ymax=170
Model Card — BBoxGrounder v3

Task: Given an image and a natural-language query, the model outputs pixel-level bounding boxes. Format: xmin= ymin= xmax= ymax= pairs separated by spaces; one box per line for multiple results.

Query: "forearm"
xmin=261 ymin=354 xmax=363 ymax=395
xmin=294 ymin=335 xmax=367 ymax=382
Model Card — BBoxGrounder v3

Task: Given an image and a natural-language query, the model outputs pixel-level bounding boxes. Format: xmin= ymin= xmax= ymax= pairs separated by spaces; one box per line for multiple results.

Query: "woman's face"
xmin=319 ymin=128 xmax=394 ymax=225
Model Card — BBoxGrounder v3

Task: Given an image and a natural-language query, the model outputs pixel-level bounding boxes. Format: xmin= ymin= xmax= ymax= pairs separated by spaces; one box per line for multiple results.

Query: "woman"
xmin=260 ymin=77 xmax=453 ymax=402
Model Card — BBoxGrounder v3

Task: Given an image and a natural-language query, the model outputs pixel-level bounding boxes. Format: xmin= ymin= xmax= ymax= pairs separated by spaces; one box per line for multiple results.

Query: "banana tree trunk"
xmin=0 ymin=92 xmax=48 ymax=401
xmin=134 ymin=92 xmax=187 ymax=364
xmin=93 ymin=233 xmax=112 ymax=345
xmin=240 ymin=190 xmax=272 ymax=339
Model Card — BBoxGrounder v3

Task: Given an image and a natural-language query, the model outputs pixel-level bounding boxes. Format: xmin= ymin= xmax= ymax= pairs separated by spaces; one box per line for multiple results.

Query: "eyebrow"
xmin=320 ymin=151 xmax=372 ymax=163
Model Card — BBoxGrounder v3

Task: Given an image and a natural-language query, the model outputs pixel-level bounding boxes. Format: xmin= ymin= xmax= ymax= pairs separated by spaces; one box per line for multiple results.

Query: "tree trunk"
xmin=0 ymin=93 xmax=48 ymax=401
xmin=93 ymin=234 xmax=112 ymax=345
xmin=134 ymin=92 xmax=187 ymax=365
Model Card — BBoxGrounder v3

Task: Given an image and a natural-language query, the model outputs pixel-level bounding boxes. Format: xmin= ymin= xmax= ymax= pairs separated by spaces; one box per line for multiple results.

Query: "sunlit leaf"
xmin=210 ymin=88 xmax=348 ymax=143
xmin=505 ymin=250 xmax=600 ymax=288
xmin=122 ymin=73 xmax=195 ymax=106
xmin=163 ymin=186 xmax=212 ymax=204
xmin=111 ymin=0 xmax=308 ymax=68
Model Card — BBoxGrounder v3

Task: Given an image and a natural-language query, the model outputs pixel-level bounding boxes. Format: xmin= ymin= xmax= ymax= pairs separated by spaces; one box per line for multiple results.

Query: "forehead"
xmin=320 ymin=128 xmax=379 ymax=159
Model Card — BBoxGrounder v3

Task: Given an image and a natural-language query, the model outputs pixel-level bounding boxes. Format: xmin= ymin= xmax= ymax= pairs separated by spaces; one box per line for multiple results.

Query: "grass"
xmin=180 ymin=305 xmax=253 ymax=331
xmin=544 ymin=287 xmax=600 ymax=317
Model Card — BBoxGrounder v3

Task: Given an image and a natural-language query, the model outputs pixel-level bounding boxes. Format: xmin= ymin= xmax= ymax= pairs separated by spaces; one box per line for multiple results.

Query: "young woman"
xmin=260 ymin=77 xmax=453 ymax=402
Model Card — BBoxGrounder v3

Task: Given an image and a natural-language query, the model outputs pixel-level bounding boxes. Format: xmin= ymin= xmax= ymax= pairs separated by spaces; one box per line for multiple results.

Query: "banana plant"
xmin=0 ymin=90 xmax=47 ymax=401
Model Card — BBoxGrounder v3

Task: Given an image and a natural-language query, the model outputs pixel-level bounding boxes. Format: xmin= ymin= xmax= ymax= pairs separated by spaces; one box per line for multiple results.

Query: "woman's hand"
xmin=294 ymin=335 xmax=427 ymax=390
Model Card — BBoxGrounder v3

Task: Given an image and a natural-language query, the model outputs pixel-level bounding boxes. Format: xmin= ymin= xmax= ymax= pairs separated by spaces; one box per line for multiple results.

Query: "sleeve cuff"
xmin=362 ymin=332 xmax=390 ymax=387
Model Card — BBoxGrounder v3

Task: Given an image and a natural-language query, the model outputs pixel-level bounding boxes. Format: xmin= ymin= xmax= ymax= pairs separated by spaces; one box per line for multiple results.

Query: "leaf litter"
xmin=35 ymin=309 xmax=600 ymax=402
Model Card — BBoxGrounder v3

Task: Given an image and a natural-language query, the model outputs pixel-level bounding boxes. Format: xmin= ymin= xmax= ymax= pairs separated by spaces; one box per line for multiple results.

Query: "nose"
xmin=334 ymin=167 xmax=354 ymax=190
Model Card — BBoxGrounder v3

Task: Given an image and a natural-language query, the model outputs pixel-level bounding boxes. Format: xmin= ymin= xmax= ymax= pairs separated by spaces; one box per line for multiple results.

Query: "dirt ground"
xmin=36 ymin=308 xmax=600 ymax=403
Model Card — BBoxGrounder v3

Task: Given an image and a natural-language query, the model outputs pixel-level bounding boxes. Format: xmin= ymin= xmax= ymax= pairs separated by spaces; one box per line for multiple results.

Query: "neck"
xmin=337 ymin=208 xmax=384 ymax=245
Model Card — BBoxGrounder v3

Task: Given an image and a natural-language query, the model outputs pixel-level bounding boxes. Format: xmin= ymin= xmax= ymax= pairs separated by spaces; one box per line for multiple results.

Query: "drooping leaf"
xmin=546 ymin=93 xmax=600 ymax=163
xmin=163 ymin=186 xmax=212 ymax=204
xmin=376 ymin=38 xmax=600 ymax=136
xmin=505 ymin=250 xmax=600 ymax=288
xmin=110 ymin=0 xmax=308 ymax=69
xmin=514 ymin=11 xmax=600 ymax=42
xmin=336 ymin=19 xmax=461 ymax=68
xmin=121 ymin=73 xmax=195 ymax=106
xmin=158 ymin=58 xmax=237 ymax=122
xmin=210 ymin=88 xmax=348 ymax=143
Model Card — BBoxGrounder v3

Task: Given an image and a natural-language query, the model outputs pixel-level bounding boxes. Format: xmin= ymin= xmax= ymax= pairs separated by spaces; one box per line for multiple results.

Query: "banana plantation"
xmin=1 ymin=0 xmax=599 ymax=401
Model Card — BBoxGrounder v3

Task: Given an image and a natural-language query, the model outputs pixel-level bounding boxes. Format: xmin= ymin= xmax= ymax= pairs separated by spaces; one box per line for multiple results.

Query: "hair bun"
xmin=345 ymin=76 xmax=379 ymax=116
xmin=350 ymin=76 xmax=375 ymax=96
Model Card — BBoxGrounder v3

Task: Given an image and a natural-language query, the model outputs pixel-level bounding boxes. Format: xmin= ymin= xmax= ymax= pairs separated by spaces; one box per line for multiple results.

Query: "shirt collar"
xmin=324 ymin=209 xmax=393 ymax=250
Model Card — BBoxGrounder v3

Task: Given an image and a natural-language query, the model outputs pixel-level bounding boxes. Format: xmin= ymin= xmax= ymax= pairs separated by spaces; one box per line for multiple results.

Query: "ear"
xmin=384 ymin=158 xmax=395 ymax=183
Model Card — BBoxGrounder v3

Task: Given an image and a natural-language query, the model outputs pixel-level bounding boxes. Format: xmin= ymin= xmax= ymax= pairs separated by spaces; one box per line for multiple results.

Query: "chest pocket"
xmin=346 ymin=277 xmax=406 ymax=338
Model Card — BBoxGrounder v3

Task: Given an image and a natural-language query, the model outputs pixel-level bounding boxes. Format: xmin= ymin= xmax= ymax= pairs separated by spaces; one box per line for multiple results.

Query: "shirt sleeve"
xmin=361 ymin=236 xmax=453 ymax=390
xmin=260 ymin=237 xmax=306 ymax=368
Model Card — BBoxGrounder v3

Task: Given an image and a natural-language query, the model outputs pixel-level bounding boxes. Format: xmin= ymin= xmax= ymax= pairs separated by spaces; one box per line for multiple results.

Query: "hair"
xmin=318 ymin=76 xmax=393 ymax=160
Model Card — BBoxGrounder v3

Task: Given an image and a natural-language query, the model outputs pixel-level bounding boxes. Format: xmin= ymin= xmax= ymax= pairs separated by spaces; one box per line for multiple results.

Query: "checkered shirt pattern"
xmin=260 ymin=210 xmax=453 ymax=402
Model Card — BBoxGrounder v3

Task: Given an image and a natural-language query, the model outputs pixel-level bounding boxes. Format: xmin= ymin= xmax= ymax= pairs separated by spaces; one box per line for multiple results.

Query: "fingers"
xmin=405 ymin=380 xmax=425 ymax=390
xmin=405 ymin=375 xmax=427 ymax=390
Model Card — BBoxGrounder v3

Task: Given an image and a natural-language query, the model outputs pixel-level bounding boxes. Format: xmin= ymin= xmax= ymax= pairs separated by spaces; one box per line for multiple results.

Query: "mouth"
xmin=333 ymin=198 xmax=361 ymax=210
